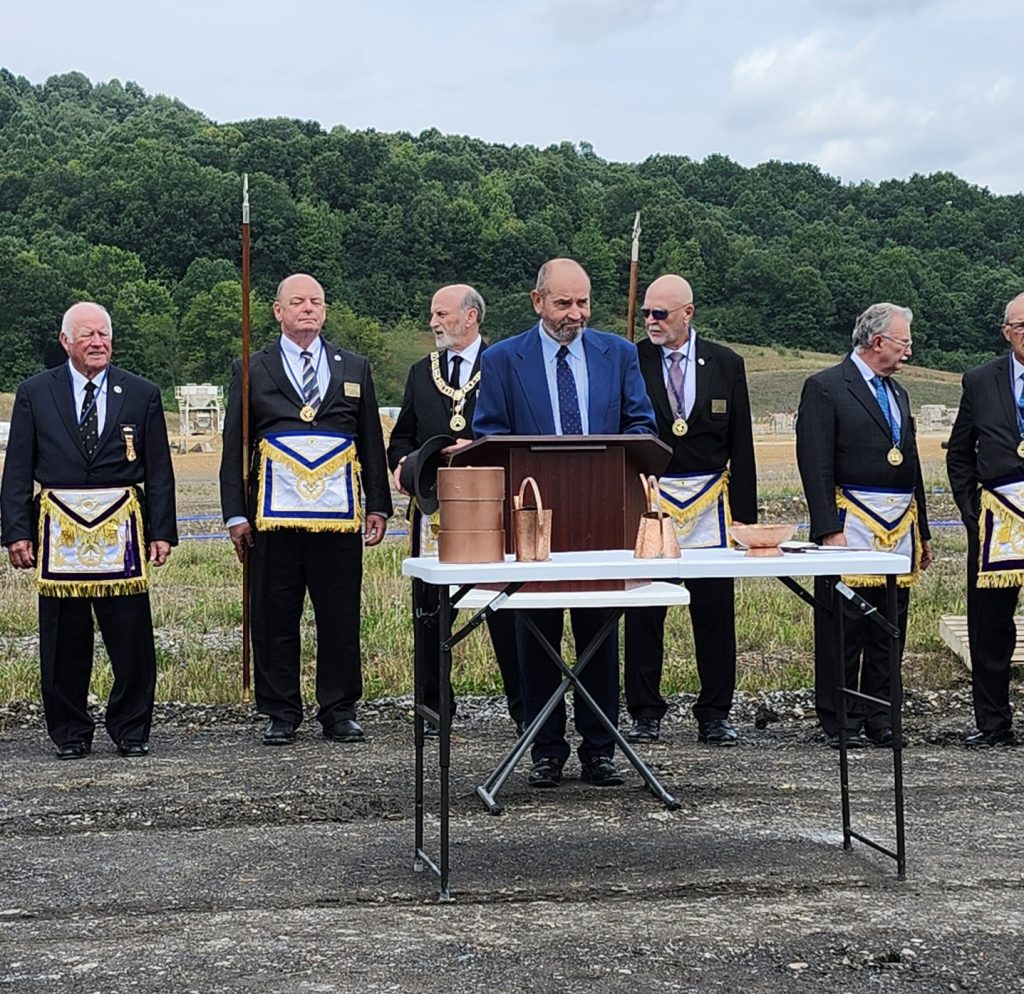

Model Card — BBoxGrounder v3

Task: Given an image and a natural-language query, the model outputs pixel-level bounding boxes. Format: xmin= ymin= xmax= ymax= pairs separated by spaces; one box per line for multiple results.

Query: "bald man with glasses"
xmin=624 ymin=274 xmax=758 ymax=748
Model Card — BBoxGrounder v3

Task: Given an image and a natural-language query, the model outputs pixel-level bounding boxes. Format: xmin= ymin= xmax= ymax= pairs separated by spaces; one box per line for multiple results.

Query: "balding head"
xmin=273 ymin=273 xmax=327 ymax=346
xmin=642 ymin=274 xmax=695 ymax=350
xmin=532 ymin=258 xmax=591 ymax=345
xmin=61 ymin=302 xmax=112 ymax=342
xmin=430 ymin=283 xmax=485 ymax=351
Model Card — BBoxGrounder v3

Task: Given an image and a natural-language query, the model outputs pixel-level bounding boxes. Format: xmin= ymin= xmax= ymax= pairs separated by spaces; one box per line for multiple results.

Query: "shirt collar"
xmin=279 ymin=334 xmax=322 ymax=361
xmin=1012 ymin=353 xmax=1024 ymax=383
xmin=661 ymin=327 xmax=697 ymax=358
xmin=850 ymin=349 xmax=882 ymax=384
xmin=448 ymin=334 xmax=482 ymax=368
xmin=67 ymin=360 xmax=107 ymax=391
xmin=537 ymin=324 xmax=586 ymax=361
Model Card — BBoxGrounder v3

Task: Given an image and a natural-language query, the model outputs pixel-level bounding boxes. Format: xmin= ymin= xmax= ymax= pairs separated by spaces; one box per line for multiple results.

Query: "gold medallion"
xmin=1016 ymin=440 xmax=1024 ymax=459
xmin=449 ymin=413 xmax=466 ymax=432
xmin=672 ymin=418 xmax=688 ymax=437
xmin=887 ymin=446 xmax=903 ymax=466
xmin=299 ymin=404 xmax=316 ymax=423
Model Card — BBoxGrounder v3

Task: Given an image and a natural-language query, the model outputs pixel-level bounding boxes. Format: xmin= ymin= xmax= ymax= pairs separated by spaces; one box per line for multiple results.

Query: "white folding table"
xmin=403 ymin=546 xmax=910 ymax=900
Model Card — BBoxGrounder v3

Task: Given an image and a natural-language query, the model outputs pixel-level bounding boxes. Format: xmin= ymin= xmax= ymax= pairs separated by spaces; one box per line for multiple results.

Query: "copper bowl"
xmin=729 ymin=523 xmax=797 ymax=557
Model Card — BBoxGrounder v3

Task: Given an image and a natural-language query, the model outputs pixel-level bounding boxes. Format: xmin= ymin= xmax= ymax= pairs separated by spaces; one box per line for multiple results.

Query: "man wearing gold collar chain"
xmin=797 ymin=302 xmax=932 ymax=748
xmin=1 ymin=302 xmax=177 ymax=760
xmin=946 ymin=291 xmax=1024 ymax=748
xmin=387 ymin=283 xmax=523 ymax=737
xmin=220 ymin=273 xmax=392 ymax=746
xmin=624 ymin=274 xmax=757 ymax=747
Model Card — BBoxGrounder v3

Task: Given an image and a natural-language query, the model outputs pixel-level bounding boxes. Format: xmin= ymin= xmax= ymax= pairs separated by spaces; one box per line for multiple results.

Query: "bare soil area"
xmin=1 ymin=694 xmax=1022 ymax=994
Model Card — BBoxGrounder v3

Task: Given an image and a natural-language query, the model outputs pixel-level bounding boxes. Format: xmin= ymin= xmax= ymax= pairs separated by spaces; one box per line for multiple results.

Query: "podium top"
xmin=450 ymin=434 xmax=671 ymax=475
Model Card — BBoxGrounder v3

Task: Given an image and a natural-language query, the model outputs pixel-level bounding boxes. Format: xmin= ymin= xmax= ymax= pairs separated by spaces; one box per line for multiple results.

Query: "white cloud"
xmin=724 ymin=29 xmax=1024 ymax=189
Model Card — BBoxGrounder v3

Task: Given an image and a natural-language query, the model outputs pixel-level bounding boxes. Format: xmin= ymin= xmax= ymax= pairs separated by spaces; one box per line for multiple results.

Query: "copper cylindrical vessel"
xmin=436 ymin=466 xmax=506 ymax=563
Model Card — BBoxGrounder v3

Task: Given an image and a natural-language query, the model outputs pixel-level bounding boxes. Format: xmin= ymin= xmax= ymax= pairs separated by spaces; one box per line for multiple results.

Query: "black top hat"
xmin=399 ymin=434 xmax=455 ymax=516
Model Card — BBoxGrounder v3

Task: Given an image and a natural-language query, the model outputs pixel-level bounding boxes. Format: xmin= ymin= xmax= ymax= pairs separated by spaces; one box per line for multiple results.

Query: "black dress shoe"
xmin=117 ymin=740 xmax=150 ymax=758
xmin=423 ymin=721 xmax=440 ymax=739
xmin=828 ymin=730 xmax=868 ymax=749
xmin=527 ymin=757 xmax=564 ymax=788
xmin=698 ymin=718 xmax=739 ymax=746
xmin=580 ymin=755 xmax=625 ymax=787
xmin=965 ymin=727 xmax=1016 ymax=748
xmin=262 ymin=719 xmax=296 ymax=746
xmin=55 ymin=741 xmax=91 ymax=760
xmin=323 ymin=718 xmax=365 ymax=742
xmin=866 ymin=727 xmax=907 ymax=748
xmin=627 ymin=717 xmax=661 ymax=743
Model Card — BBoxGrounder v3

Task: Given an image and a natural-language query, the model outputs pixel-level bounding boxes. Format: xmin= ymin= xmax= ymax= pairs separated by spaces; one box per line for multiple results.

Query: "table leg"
xmin=437 ymin=583 xmax=454 ymax=902
xmin=887 ymin=574 xmax=907 ymax=880
xmin=830 ymin=575 xmax=853 ymax=849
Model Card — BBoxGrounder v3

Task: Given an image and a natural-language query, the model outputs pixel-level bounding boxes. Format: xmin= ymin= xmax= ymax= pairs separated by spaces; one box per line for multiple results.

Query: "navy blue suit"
xmin=0 ymin=362 xmax=177 ymax=749
xmin=474 ymin=325 xmax=656 ymax=765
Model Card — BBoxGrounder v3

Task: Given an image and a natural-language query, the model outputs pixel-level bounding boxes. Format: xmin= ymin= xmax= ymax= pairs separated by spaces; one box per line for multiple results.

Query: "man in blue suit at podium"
xmin=474 ymin=258 xmax=656 ymax=788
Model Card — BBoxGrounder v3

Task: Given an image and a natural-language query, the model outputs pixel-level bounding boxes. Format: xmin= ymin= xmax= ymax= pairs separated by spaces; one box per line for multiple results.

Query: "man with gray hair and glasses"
xmin=796 ymin=303 xmax=933 ymax=748
xmin=946 ymin=292 xmax=1024 ymax=748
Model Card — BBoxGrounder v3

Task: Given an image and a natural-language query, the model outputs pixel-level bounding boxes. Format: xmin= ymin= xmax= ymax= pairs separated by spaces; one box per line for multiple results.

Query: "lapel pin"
xmin=698 ymin=358 xmax=705 ymax=366
xmin=333 ymin=354 xmax=342 ymax=361
xmin=113 ymin=385 xmax=123 ymax=393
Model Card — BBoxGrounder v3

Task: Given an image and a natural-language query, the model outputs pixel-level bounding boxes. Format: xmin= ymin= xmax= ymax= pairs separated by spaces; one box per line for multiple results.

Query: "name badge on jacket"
xmin=711 ymin=399 xmax=728 ymax=414
xmin=344 ymin=382 xmax=361 ymax=398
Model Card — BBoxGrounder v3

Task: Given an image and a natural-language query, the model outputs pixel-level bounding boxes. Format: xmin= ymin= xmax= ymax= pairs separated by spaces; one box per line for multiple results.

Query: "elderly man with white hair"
xmin=0 ymin=301 xmax=177 ymax=759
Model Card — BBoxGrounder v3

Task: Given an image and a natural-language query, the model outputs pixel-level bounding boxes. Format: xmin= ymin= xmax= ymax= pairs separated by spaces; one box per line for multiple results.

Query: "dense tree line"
xmin=2 ymin=68 xmax=1023 ymax=403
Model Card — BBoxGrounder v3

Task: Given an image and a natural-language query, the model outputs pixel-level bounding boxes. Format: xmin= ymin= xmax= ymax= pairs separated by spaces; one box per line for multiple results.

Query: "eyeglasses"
xmin=640 ymin=305 xmax=687 ymax=321
xmin=1005 ymin=321 xmax=1024 ymax=334
xmin=879 ymin=334 xmax=913 ymax=350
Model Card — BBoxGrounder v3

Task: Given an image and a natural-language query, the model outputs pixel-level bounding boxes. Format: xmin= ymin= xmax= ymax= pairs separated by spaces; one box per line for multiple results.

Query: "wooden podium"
xmin=449 ymin=435 xmax=671 ymax=590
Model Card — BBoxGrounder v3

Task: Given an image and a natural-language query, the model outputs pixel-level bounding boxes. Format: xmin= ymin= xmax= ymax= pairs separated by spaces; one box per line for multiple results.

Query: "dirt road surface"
xmin=1 ymin=693 xmax=1022 ymax=994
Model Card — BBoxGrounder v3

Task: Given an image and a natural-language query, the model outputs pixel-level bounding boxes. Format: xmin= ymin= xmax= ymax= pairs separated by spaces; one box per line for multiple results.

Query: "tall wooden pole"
xmin=626 ymin=211 xmax=641 ymax=342
xmin=240 ymin=174 xmax=252 ymax=700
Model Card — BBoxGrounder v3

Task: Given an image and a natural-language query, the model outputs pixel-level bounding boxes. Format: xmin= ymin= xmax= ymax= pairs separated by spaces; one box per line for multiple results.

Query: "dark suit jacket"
xmin=637 ymin=336 xmax=758 ymax=523
xmin=472 ymin=325 xmax=656 ymax=437
xmin=946 ymin=354 xmax=1024 ymax=524
xmin=387 ymin=344 xmax=486 ymax=471
xmin=796 ymin=357 xmax=930 ymax=544
xmin=219 ymin=337 xmax=392 ymax=523
xmin=0 ymin=362 xmax=177 ymax=548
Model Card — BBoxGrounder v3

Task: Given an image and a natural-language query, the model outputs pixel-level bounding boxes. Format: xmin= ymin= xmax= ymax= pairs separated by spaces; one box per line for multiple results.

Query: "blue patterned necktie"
xmin=871 ymin=375 xmax=900 ymax=446
xmin=300 ymin=350 xmax=320 ymax=408
xmin=1017 ymin=372 xmax=1024 ymax=423
xmin=556 ymin=345 xmax=582 ymax=435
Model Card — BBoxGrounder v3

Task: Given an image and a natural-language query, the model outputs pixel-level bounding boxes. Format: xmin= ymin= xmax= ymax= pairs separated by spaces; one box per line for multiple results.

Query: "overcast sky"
xmin=5 ymin=0 xmax=1019 ymax=193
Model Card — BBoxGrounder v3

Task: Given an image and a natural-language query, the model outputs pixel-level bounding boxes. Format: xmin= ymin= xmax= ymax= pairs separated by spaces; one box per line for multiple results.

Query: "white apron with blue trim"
xmin=255 ymin=432 xmax=362 ymax=532
xmin=657 ymin=471 xmax=732 ymax=549
xmin=835 ymin=485 xmax=920 ymax=587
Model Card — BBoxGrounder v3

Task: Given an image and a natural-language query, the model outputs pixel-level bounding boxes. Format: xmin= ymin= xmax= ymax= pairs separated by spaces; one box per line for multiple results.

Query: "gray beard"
xmin=541 ymin=320 xmax=582 ymax=345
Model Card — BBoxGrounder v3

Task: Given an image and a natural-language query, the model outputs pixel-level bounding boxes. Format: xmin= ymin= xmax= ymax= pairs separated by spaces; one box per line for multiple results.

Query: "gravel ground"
xmin=2 ymin=691 xmax=1023 ymax=994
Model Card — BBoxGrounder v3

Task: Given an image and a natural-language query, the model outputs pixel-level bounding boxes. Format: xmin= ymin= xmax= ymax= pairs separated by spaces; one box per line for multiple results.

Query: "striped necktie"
xmin=300 ymin=350 xmax=320 ymax=408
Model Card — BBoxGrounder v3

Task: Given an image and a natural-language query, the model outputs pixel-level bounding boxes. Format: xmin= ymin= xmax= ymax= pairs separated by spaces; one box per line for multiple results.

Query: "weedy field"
xmin=0 ymin=433 xmax=973 ymax=704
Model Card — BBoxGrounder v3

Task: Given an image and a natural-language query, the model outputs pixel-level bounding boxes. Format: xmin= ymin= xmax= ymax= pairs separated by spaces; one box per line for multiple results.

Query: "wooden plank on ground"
xmin=939 ymin=614 xmax=1024 ymax=672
